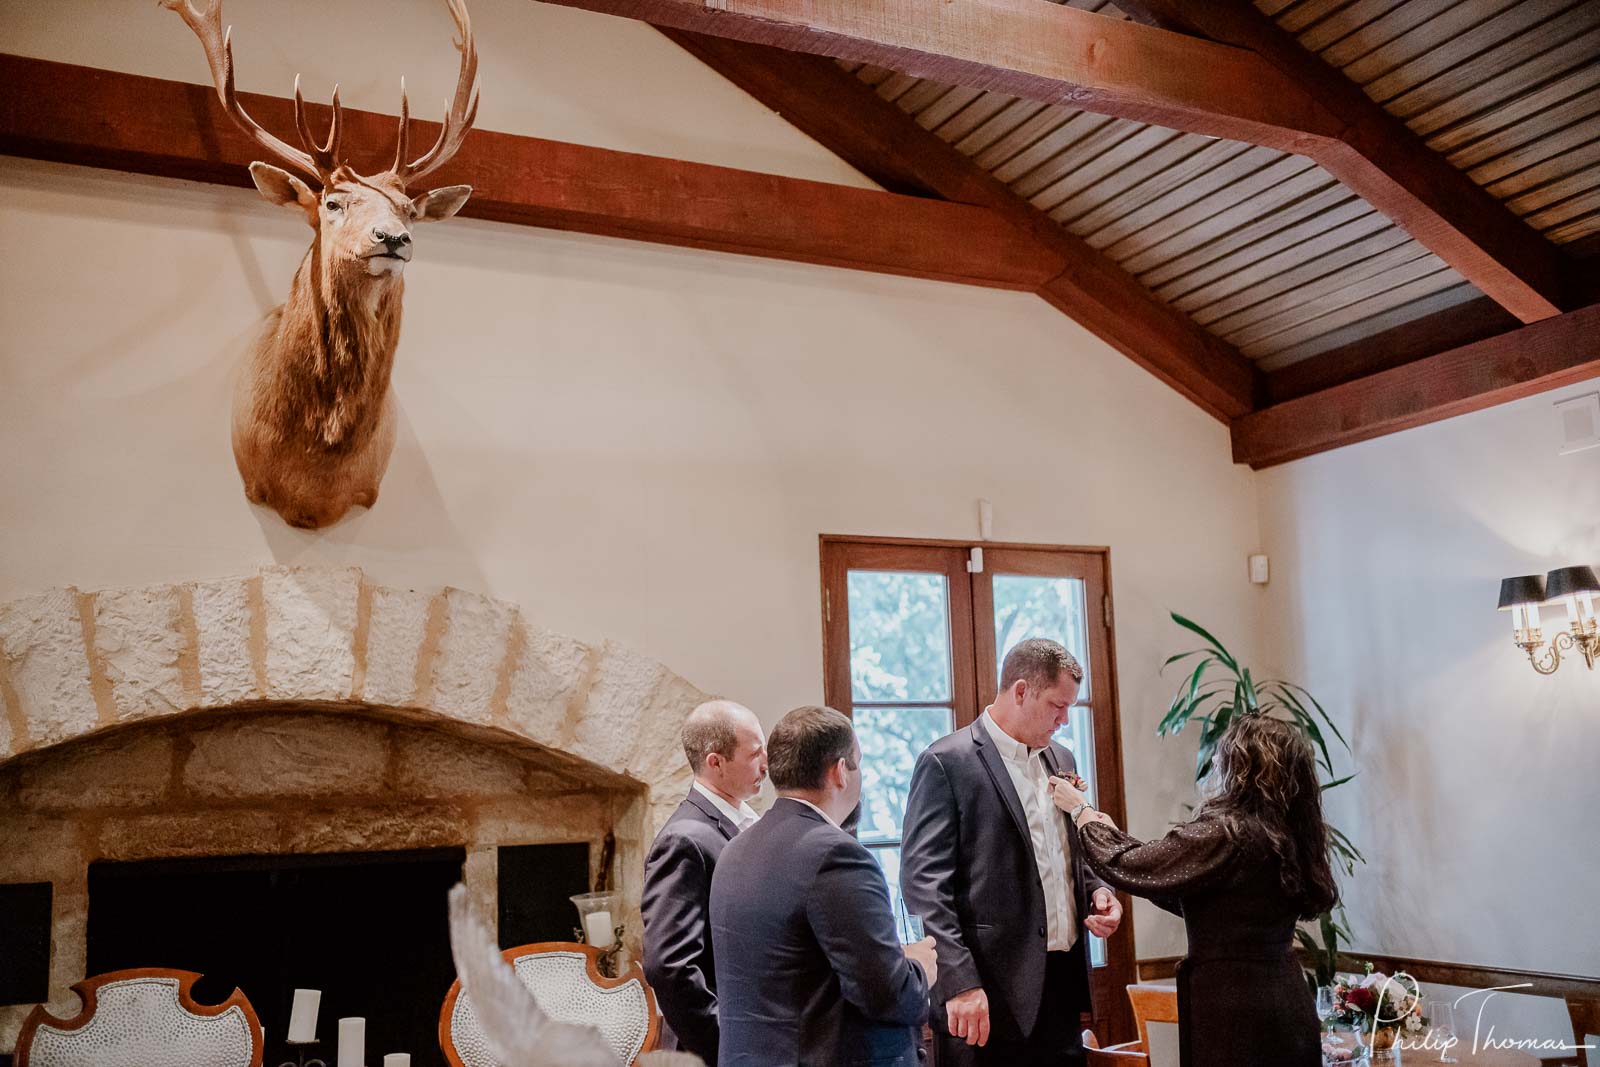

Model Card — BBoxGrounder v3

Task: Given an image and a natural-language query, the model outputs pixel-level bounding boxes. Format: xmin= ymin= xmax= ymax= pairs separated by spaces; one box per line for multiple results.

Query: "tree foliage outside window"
xmin=848 ymin=571 xmax=1094 ymax=847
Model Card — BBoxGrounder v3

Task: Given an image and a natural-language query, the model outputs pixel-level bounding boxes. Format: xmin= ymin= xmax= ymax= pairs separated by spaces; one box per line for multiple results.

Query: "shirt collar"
xmin=981 ymin=708 xmax=1044 ymax=763
xmin=692 ymin=781 xmax=759 ymax=829
xmin=781 ymin=795 xmax=838 ymax=827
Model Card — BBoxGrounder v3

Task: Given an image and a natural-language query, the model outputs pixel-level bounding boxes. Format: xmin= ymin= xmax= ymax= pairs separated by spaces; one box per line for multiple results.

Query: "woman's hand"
xmin=1049 ymin=774 xmax=1087 ymax=813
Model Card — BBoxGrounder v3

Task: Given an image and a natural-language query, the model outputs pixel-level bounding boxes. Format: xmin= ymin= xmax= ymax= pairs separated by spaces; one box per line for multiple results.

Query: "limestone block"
xmin=0 ymin=699 xmax=12 ymax=757
xmin=471 ymin=794 xmax=610 ymax=847
xmin=191 ymin=576 xmax=258 ymax=706
xmin=0 ymin=588 xmax=98 ymax=749
xmin=0 ymin=814 xmax=81 ymax=882
xmin=49 ymin=885 xmax=88 ymax=995
xmin=14 ymin=731 xmax=174 ymax=811
xmin=98 ymin=809 xmax=281 ymax=860
xmin=183 ymin=714 xmax=388 ymax=800
xmin=261 ymin=566 xmax=361 ymax=702
xmin=284 ymin=803 xmax=469 ymax=853
xmin=524 ymin=766 xmax=595 ymax=793
xmin=429 ymin=588 xmax=517 ymax=725
xmin=92 ymin=585 xmax=191 ymax=722
xmin=504 ymin=627 xmax=594 ymax=749
xmin=575 ymin=642 xmax=704 ymax=784
xmin=566 ymin=641 xmax=668 ymax=774
xmin=463 ymin=846 xmax=498 ymax=928
xmin=624 ymin=671 xmax=706 ymax=797
xmin=362 ymin=584 xmax=435 ymax=707
xmin=2 ymin=1007 xmax=28 ymax=1056
xmin=394 ymin=727 xmax=528 ymax=799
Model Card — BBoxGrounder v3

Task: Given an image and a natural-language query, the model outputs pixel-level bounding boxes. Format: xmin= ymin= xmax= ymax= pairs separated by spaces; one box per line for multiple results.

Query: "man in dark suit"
xmin=642 ymin=700 xmax=769 ymax=1063
xmin=711 ymin=705 xmax=938 ymax=1067
xmin=901 ymin=638 xmax=1124 ymax=1066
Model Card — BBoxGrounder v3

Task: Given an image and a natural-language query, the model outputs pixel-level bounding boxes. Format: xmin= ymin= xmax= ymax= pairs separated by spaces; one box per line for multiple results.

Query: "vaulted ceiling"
xmin=2 ymin=0 xmax=1597 ymax=467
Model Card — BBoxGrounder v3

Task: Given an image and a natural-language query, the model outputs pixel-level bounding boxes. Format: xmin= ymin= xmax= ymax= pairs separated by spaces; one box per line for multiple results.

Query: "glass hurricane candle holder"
xmin=570 ymin=890 xmax=624 ymax=978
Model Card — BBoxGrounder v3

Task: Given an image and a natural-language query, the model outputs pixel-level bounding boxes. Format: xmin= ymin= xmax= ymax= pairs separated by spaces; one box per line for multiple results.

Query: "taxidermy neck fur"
xmin=258 ymin=241 xmax=404 ymax=456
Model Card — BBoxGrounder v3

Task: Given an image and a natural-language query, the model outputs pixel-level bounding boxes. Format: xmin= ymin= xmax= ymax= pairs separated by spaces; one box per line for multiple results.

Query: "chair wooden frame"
xmin=1126 ymin=983 xmax=1179 ymax=1063
xmin=1083 ymin=1026 xmax=1149 ymax=1065
xmin=16 ymin=967 xmax=264 ymax=1067
xmin=438 ymin=941 xmax=660 ymax=1067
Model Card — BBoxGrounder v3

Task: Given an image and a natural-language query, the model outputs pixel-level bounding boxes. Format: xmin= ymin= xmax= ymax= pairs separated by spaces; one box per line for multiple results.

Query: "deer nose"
xmin=374 ymin=229 xmax=412 ymax=255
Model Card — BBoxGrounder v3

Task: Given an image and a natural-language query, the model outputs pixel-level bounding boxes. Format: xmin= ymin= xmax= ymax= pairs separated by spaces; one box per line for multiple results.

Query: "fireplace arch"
xmin=0 ymin=566 xmax=708 ymax=1056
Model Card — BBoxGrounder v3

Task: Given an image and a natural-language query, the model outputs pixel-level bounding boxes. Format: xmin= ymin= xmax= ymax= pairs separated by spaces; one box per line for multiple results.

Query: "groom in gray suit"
xmin=901 ymin=639 xmax=1124 ymax=1066
xmin=642 ymin=700 xmax=768 ymax=1062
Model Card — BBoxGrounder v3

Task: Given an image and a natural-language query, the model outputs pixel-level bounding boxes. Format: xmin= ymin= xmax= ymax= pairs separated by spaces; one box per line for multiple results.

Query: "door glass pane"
xmin=1052 ymin=712 xmax=1105 ymax=967
xmin=867 ymin=846 xmax=918 ymax=944
xmin=995 ymin=574 xmax=1105 ymax=967
xmin=992 ymin=575 xmax=1090 ymax=700
xmin=848 ymin=571 xmax=953 ymax=703
xmin=855 ymin=705 xmax=955 ymax=845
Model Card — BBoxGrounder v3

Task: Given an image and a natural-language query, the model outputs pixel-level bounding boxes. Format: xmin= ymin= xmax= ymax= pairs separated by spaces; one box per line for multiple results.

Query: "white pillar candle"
xmin=382 ymin=1055 xmax=410 ymax=1067
xmin=337 ymin=1017 xmax=365 ymax=1067
xmin=287 ymin=989 xmax=321 ymax=1043
xmin=583 ymin=909 xmax=614 ymax=946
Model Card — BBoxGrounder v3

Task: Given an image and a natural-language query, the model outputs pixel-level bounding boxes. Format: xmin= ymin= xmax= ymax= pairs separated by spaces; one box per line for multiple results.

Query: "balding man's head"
xmin=683 ymin=700 xmax=768 ymax=803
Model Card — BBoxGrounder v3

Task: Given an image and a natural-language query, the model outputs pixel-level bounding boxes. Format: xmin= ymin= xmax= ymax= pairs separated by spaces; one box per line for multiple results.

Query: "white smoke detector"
xmin=1555 ymin=393 xmax=1600 ymax=455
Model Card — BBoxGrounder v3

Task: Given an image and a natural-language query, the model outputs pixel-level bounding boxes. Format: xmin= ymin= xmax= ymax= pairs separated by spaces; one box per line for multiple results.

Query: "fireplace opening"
xmin=83 ymin=838 xmax=598 ymax=1066
xmin=88 ymin=847 xmax=466 ymax=1067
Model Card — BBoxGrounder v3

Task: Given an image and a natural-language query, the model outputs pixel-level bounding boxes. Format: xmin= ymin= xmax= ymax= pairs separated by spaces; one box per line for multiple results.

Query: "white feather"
xmin=447 ymin=883 xmax=624 ymax=1067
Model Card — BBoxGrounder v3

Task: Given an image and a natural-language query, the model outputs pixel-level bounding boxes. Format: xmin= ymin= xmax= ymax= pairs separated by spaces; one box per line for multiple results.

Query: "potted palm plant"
xmin=1158 ymin=613 xmax=1363 ymax=989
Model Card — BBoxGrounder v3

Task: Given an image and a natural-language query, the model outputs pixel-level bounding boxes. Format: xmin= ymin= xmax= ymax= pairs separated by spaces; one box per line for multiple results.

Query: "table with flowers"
xmin=1319 ymin=968 xmax=1541 ymax=1067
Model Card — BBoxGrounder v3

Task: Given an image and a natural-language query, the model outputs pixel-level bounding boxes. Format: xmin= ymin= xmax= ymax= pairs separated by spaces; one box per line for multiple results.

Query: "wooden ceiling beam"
xmin=541 ymin=0 xmax=1338 ymax=145
xmin=1112 ymin=0 xmax=1569 ymax=324
xmin=1261 ymin=295 xmax=1520 ymax=405
xmin=538 ymin=0 xmax=1573 ymax=322
xmin=661 ymin=30 xmax=1258 ymax=420
xmin=1231 ymin=303 xmax=1600 ymax=469
xmin=0 ymin=55 xmax=1062 ymax=292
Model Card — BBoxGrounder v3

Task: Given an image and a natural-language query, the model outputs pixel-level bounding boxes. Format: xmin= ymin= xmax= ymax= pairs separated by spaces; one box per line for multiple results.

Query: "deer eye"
xmin=325 ymin=200 xmax=343 ymax=212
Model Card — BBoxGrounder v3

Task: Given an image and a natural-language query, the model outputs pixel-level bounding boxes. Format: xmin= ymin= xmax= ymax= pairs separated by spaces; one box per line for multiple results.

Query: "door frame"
xmin=818 ymin=533 xmax=1137 ymax=1044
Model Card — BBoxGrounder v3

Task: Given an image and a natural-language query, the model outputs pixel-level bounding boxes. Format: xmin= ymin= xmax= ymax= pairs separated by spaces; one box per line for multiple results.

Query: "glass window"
xmin=847 ymin=569 xmax=957 ymax=920
xmin=848 ymin=571 xmax=953 ymax=703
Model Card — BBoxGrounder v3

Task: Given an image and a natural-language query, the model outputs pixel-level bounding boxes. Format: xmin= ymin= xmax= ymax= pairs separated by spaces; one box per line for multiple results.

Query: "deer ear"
xmin=249 ymin=163 xmax=318 ymax=221
xmin=412 ymin=184 xmax=472 ymax=222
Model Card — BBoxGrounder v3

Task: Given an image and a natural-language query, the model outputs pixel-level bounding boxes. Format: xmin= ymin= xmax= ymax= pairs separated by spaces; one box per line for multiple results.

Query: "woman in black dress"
xmin=1050 ymin=714 xmax=1338 ymax=1067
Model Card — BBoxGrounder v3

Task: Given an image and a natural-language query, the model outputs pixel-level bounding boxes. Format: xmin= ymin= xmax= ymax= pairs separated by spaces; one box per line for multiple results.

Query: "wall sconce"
xmin=1498 ymin=566 xmax=1600 ymax=674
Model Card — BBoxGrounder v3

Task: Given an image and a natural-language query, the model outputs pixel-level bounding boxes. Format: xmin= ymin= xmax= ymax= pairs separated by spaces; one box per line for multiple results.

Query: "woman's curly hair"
xmin=1196 ymin=714 xmax=1339 ymax=918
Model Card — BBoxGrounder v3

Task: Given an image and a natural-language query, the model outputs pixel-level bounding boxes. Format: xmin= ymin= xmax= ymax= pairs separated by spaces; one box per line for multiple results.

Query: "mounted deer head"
xmin=162 ymin=0 xmax=479 ymax=529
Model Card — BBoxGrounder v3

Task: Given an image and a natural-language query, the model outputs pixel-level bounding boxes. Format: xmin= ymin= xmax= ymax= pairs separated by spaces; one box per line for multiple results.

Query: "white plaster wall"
xmin=0 ymin=0 xmax=1268 ymax=958
xmin=1257 ymin=380 xmax=1600 ymax=1035
xmin=2 ymin=0 xmax=878 ymax=191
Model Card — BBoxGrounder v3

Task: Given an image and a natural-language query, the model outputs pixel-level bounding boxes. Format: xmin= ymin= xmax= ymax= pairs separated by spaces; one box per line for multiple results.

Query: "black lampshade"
xmin=1497 ymin=574 xmax=1547 ymax=610
xmin=1545 ymin=565 xmax=1600 ymax=600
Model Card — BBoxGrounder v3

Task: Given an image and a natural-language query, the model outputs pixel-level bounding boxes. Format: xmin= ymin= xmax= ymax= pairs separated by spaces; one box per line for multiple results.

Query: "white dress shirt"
xmin=980 ymin=709 xmax=1078 ymax=951
xmin=693 ymin=781 xmax=760 ymax=831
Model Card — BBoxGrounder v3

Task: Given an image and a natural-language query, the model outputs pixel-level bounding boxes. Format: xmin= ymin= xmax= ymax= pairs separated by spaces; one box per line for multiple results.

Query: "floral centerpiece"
xmin=1325 ymin=966 xmax=1427 ymax=1062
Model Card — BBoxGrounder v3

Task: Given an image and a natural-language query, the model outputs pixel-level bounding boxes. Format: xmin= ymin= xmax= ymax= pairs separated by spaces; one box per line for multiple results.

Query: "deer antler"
xmin=160 ymin=0 xmax=344 ymax=186
xmin=390 ymin=0 xmax=480 ymax=185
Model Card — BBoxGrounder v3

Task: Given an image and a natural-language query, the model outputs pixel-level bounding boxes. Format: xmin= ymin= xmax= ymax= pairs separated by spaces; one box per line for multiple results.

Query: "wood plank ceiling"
xmin=843 ymin=0 xmax=1600 ymax=372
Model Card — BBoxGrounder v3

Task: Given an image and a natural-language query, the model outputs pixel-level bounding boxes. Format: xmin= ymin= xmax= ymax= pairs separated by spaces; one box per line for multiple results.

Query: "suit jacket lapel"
xmin=684 ymin=789 xmax=740 ymax=841
xmin=971 ymin=722 xmax=1033 ymax=857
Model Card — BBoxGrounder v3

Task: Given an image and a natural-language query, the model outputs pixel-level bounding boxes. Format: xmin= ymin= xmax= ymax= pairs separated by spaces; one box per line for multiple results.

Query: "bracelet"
xmin=1069 ymin=802 xmax=1093 ymax=823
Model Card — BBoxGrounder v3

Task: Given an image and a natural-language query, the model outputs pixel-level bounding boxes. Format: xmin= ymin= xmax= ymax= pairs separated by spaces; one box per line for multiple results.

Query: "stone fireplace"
xmin=0 ymin=566 xmax=707 ymax=1059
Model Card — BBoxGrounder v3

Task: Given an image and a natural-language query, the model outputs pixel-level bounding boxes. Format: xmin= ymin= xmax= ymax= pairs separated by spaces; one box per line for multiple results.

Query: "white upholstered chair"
xmin=439 ymin=941 xmax=660 ymax=1067
xmin=16 ymin=968 xmax=264 ymax=1067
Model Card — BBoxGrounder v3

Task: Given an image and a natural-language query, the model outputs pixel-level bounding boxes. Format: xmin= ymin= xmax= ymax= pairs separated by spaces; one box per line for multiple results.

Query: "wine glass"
xmin=1317 ymin=985 xmax=1339 ymax=1024
xmin=1424 ymin=998 xmax=1458 ymax=1063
